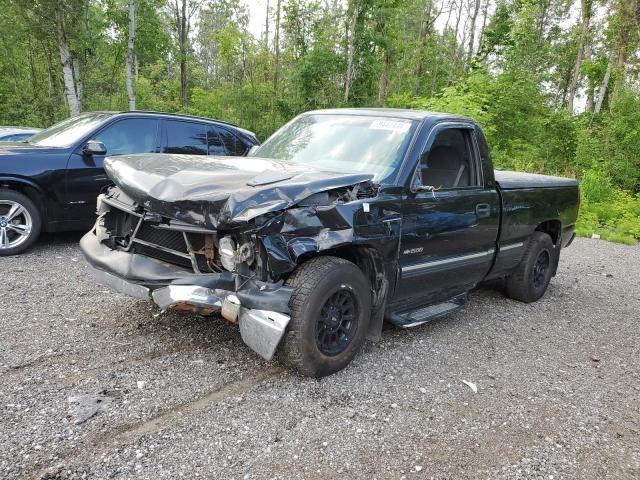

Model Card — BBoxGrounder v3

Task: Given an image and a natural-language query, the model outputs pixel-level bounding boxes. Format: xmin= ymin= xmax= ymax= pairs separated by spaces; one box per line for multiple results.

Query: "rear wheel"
xmin=279 ymin=256 xmax=371 ymax=377
xmin=505 ymin=232 xmax=555 ymax=303
xmin=0 ymin=189 xmax=41 ymax=256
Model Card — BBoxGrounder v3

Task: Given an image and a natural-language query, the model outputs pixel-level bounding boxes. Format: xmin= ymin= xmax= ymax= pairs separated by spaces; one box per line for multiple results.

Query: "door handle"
xmin=475 ymin=203 xmax=491 ymax=218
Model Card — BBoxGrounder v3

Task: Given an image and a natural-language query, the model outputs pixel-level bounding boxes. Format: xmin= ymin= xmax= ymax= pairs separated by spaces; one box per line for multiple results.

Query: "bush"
xmin=577 ymin=187 xmax=640 ymax=245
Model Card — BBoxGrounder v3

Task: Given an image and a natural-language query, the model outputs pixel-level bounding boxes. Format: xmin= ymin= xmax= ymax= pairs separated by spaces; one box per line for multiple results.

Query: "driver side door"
xmin=395 ymin=123 xmax=500 ymax=305
xmin=64 ymin=118 xmax=160 ymax=225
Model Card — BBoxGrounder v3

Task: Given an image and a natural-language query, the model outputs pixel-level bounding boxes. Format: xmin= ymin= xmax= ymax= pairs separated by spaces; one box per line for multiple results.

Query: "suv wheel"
xmin=505 ymin=232 xmax=555 ymax=303
xmin=0 ymin=189 xmax=41 ymax=256
xmin=279 ymin=256 xmax=372 ymax=377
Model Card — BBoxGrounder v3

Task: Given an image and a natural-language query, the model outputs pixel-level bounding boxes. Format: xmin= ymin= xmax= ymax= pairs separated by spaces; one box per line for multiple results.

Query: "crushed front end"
xmin=80 ymin=153 xmax=387 ymax=362
xmin=81 ymin=188 xmax=294 ymax=361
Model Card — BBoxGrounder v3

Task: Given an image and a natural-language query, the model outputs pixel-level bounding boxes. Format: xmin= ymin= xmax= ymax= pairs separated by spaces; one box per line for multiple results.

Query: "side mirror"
xmin=83 ymin=140 xmax=107 ymax=156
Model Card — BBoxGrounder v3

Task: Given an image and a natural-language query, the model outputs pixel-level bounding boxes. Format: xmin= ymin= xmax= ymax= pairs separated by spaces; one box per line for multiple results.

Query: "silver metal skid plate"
xmin=239 ymin=308 xmax=290 ymax=361
xmin=152 ymin=285 xmax=222 ymax=310
xmin=89 ymin=266 xmax=151 ymax=300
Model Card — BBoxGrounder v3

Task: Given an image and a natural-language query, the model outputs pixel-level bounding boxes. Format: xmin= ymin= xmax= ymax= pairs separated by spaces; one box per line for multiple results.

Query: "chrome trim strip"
xmin=403 ymin=249 xmax=495 ymax=273
xmin=500 ymin=241 xmax=524 ymax=251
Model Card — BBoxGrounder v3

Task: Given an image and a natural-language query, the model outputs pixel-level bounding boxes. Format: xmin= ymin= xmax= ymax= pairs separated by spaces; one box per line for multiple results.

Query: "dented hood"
xmin=104 ymin=153 xmax=373 ymax=229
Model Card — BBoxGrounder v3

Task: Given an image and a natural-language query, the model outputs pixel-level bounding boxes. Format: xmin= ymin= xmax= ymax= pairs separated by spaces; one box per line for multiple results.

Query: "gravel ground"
xmin=1 ymin=234 xmax=639 ymax=480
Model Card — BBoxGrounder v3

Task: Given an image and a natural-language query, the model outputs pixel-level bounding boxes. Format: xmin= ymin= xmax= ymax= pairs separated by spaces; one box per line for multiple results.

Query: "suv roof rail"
xmin=104 ymin=110 xmax=242 ymax=129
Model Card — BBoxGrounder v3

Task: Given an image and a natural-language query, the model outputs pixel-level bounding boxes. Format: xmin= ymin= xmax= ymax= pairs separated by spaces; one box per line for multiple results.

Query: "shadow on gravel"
xmin=35 ymin=230 xmax=85 ymax=248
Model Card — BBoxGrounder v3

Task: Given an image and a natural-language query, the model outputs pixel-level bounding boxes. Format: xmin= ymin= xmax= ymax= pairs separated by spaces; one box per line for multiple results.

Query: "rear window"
xmin=218 ymin=129 xmax=248 ymax=156
xmin=164 ymin=121 xmax=208 ymax=155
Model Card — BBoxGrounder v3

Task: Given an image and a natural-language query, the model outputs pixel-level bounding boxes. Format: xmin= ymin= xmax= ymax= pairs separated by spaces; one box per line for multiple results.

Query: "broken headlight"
xmin=219 ymin=235 xmax=255 ymax=272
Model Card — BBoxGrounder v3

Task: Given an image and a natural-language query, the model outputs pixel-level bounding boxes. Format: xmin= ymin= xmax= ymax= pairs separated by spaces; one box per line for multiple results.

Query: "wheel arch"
xmin=0 ymin=177 xmax=47 ymax=223
xmin=295 ymin=244 xmax=389 ymax=342
xmin=534 ymin=219 xmax=561 ymax=245
xmin=533 ymin=219 xmax=562 ymax=275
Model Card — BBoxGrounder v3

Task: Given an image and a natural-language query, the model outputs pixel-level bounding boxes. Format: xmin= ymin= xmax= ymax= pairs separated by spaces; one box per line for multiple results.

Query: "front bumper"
xmin=80 ymin=231 xmax=293 ymax=361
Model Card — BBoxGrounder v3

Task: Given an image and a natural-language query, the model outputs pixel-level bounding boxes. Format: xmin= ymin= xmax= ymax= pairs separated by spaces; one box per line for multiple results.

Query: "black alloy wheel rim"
xmin=533 ymin=249 xmax=550 ymax=289
xmin=316 ymin=289 xmax=358 ymax=356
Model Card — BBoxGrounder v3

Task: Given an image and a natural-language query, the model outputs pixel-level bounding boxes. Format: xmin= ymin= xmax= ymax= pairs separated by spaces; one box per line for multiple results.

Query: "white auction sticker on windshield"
xmin=369 ymin=119 xmax=411 ymax=133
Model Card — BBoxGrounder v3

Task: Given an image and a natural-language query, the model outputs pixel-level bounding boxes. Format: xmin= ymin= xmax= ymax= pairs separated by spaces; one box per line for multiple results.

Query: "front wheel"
xmin=505 ymin=232 xmax=555 ymax=303
xmin=279 ymin=256 xmax=372 ymax=377
xmin=0 ymin=189 xmax=41 ymax=256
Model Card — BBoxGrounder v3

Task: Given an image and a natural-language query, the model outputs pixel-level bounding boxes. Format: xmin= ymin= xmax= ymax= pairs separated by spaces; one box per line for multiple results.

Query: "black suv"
xmin=0 ymin=111 xmax=258 ymax=255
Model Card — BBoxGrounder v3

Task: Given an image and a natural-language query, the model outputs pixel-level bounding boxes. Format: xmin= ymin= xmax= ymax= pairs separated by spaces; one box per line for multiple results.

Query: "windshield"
xmin=252 ymin=114 xmax=418 ymax=181
xmin=28 ymin=113 xmax=114 ymax=147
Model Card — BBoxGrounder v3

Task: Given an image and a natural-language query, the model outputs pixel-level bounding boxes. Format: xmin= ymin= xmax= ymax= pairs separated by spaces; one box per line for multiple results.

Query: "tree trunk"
xmin=73 ymin=58 xmax=83 ymax=107
xmin=55 ymin=5 xmax=81 ymax=115
xmin=453 ymin=0 xmax=463 ymax=42
xmin=537 ymin=0 xmax=549 ymax=44
xmin=344 ymin=3 xmax=359 ymax=103
xmin=448 ymin=0 xmax=465 ymax=83
xmin=584 ymin=43 xmax=594 ymax=112
xmin=593 ymin=55 xmax=613 ymax=116
xmin=273 ymin=0 xmax=281 ymax=93
xmin=413 ymin=0 xmax=432 ymax=95
xmin=126 ymin=0 xmax=137 ymax=110
xmin=478 ymin=0 xmax=490 ymax=49
xmin=466 ymin=0 xmax=481 ymax=67
xmin=566 ymin=0 xmax=591 ymax=112
xmin=378 ymin=50 xmax=391 ymax=105
xmin=265 ymin=0 xmax=270 ymax=50
xmin=612 ymin=0 xmax=637 ymax=93
xmin=174 ymin=0 xmax=189 ymax=108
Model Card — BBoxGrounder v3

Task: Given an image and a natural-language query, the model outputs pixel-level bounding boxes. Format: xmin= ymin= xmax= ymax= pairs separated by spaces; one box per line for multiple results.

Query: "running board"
xmin=386 ymin=294 xmax=467 ymax=328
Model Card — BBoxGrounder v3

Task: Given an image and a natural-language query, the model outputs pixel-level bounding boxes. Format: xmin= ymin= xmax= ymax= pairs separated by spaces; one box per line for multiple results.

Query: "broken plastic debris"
xmin=462 ymin=380 xmax=478 ymax=393
xmin=591 ymin=233 xmax=601 ymax=239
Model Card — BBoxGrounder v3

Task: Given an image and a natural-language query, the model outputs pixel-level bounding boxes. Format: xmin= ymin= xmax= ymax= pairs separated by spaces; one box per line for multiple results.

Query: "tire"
xmin=505 ymin=232 xmax=555 ymax=303
xmin=0 ymin=189 xmax=42 ymax=256
xmin=279 ymin=256 xmax=372 ymax=377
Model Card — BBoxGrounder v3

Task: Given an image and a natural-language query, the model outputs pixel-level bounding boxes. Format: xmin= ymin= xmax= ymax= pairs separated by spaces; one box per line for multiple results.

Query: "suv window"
xmin=164 ymin=121 xmax=207 ymax=155
xmin=94 ymin=118 xmax=159 ymax=155
xmin=206 ymin=127 xmax=227 ymax=155
xmin=419 ymin=128 xmax=479 ymax=189
xmin=218 ymin=129 xmax=248 ymax=156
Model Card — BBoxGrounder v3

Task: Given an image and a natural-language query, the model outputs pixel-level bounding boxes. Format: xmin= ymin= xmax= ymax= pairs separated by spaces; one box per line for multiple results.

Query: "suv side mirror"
xmin=83 ymin=140 xmax=107 ymax=156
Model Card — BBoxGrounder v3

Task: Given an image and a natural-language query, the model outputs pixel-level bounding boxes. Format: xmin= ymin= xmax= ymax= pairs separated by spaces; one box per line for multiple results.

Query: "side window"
xmin=206 ymin=127 xmax=227 ymax=156
xmin=94 ymin=118 xmax=159 ymax=155
xmin=218 ymin=129 xmax=248 ymax=156
xmin=164 ymin=121 xmax=207 ymax=155
xmin=419 ymin=128 xmax=479 ymax=189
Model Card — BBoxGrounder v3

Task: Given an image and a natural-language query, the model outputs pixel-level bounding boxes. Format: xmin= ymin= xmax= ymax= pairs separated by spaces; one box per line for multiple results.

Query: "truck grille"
xmin=136 ymin=224 xmax=188 ymax=254
xmin=101 ymin=205 xmax=219 ymax=273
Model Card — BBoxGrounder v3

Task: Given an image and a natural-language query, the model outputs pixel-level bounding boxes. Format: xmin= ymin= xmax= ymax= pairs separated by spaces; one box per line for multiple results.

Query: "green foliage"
xmin=1 ymin=0 xmax=639 ymax=244
xmin=576 ymin=169 xmax=640 ymax=244
xmin=576 ymin=88 xmax=640 ymax=191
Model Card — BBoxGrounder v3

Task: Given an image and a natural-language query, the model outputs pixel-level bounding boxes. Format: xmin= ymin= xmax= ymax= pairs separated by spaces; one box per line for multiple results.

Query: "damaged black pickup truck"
xmin=80 ymin=109 xmax=579 ymax=377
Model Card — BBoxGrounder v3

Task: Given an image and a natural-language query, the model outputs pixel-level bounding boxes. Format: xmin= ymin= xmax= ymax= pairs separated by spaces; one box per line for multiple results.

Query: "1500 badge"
xmin=403 ymin=247 xmax=424 ymax=255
